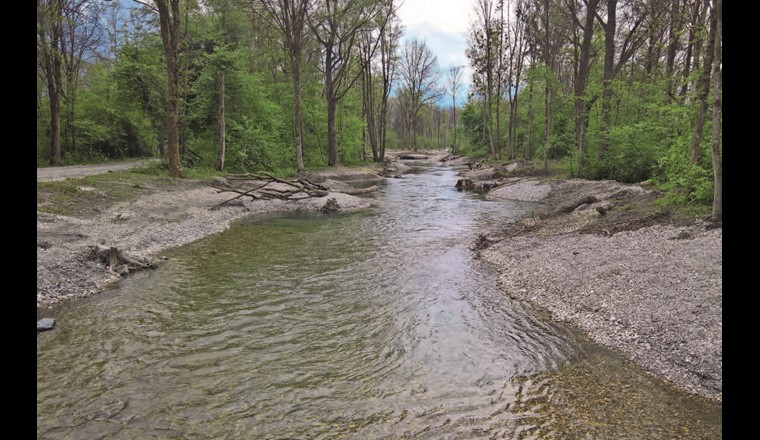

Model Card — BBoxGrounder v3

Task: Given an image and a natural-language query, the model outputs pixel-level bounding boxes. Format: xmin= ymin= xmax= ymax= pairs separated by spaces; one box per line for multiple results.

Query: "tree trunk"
xmin=38 ymin=0 xmax=64 ymax=165
xmin=543 ymin=83 xmax=552 ymax=170
xmin=598 ymin=0 xmax=617 ymax=161
xmin=48 ymin=85 xmax=62 ymax=165
xmin=215 ymin=70 xmax=225 ymax=171
xmin=690 ymin=1 xmax=717 ymax=164
xmin=575 ymin=0 xmax=598 ymax=169
xmin=524 ymin=75 xmax=534 ymax=160
xmin=324 ymin=42 xmax=339 ymax=166
xmin=665 ymin=0 xmax=681 ymax=97
xmin=710 ymin=0 xmax=721 ymax=220
xmin=293 ymin=58 xmax=305 ymax=173
xmin=452 ymin=105 xmax=457 ymax=153
xmin=680 ymin=0 xmax=701 ymax=97
xmin=156 ymin=0 xmax=183 ymax=178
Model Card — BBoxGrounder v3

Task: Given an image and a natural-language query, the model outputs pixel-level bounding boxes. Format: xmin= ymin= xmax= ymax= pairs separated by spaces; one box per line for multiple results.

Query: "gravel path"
xmin=37 ymin=159 xmax=158 ymax=181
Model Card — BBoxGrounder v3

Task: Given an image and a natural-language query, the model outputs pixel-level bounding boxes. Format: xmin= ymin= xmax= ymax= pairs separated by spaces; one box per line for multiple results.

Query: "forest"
xmin=37 ymin=0 xmax=722 ymax=219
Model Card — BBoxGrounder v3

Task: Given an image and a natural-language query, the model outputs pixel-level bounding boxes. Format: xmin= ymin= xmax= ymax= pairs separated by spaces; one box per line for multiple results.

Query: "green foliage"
xmin=654 ymin=138 xmax=714 ymax=208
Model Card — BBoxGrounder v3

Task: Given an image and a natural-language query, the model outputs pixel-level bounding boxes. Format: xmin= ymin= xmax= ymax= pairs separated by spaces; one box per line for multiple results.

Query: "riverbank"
xmin=36 ymin=159 xmax=409 ymax=309
xmin=445 ymin=156 xmax=722 ymax=402
xmin=37 ymin=152 xmax=722 ymax=403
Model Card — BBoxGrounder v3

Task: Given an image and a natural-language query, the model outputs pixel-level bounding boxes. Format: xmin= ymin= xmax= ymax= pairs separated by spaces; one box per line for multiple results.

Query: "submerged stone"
xmin=37 ymin=318 xmax=55 ymax=332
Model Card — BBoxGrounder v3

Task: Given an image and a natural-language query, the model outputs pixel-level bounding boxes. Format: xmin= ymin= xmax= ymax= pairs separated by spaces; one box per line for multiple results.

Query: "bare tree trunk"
xmin=543 ymin=82 xmax=552 ymax=170
xmin=324 ymin=42 xmax=339 ymax=166
xmin=690 ymin=1 xmax=717 ymax=164
xmin=598 ymin=0 xmax=617 ymax=161
xmin=524 ymin=75 xmax=534 ymax=160
xmin=574 ymin=0 xmax=598 ymax=169
xmin=156 ymin=0 xmax=183 ymax=178
xmin=49 ymin=83 xmax=62 ymax=165
xmin=215 ymin=70 xmax=225 ymax=171
xmin=452 ymin=105 xmax=458 ymax=152
xmin=38 ymin=0 xmax=64 ymax=165
xmin=665 ymin=0 xmax=681 ymax=97
xmin=710 ymin=0 xmax=721 ymax=220
xmin=679 ymin=0 xmax=701 ymax=97
xmin=293 ymin=61 xmax=305 ymax=173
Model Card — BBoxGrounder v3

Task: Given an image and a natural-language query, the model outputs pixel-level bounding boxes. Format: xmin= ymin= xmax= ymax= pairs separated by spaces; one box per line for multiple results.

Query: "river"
xmin=37 ymin=161 xmax=721 ymax=438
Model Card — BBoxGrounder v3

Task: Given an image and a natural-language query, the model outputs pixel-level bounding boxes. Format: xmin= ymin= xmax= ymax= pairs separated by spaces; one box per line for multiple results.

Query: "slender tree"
xmin=216 ymin=70 xmax=226 ymax=171
xmin=709 ymin=0 xmax=721 ymax=220
xmin=447 ymin=66 xmax=464 ymax=152
xmin=135 ymin=0 xmax=183 ymax=177
xmin=60 ymin=0 xmax=105 ymax=155
xmin=397 ymin=39 xmax=441 ymax=151
xmin=689 ymin=0 xmax=717 ymax=164
xmin=565 ymin=0 xmax=600 ymax=169
xmin=37 ymin=0 xmax=65 ymax=165
xmin=258 ymin=0 xmax=312 ymax=174
xmin=309 ymin=0 xmax=384 ymax=166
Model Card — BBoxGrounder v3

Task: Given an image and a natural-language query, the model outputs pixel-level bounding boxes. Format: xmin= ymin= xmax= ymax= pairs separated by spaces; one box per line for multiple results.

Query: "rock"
xmin=37 ymin=318 xmax=56 ymax=332
xmin=322 ymin=198 xmax=340 ymax=212
xmin=455 ymin=179 xmax=474 ymax=190
xmin=288 ymin=191 xmax=310 ymax=200
xmin=211 ymin=176 xmax=229 ymax=187
xmin=114 ymin=264 xmax=130 ymax=276
xmin=671 ymin=230 xmax=693 ymax=240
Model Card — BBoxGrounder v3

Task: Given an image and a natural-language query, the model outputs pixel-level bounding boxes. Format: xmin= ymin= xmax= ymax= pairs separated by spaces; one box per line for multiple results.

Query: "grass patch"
xmin=37 ymin=171 xmax=182 ymax=217
xmin=654 ymin=193 xmax=711 ymax=222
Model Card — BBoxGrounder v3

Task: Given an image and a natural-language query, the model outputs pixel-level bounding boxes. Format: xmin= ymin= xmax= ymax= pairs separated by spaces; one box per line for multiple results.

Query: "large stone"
xmin=37 ymin=318 xmax=56 ymax=332
xmin=322 ymin=198 xmax=340 ymax=212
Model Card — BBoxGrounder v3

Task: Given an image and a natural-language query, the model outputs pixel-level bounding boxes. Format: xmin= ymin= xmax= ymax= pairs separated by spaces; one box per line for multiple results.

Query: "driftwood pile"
xmin=210 ymin=173 xmax=331 ymax=209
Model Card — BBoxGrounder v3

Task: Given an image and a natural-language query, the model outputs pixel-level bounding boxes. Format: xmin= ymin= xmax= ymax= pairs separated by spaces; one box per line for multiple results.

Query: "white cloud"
xmin=397 ymin=0 xmax=475 ymax=104
xmin=397 ymin=0 xmax=473 ymax=35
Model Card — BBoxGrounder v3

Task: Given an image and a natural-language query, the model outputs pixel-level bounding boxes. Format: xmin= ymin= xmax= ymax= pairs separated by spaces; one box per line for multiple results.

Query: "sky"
xmin=397 ymin=0 xmax=474 ymax=103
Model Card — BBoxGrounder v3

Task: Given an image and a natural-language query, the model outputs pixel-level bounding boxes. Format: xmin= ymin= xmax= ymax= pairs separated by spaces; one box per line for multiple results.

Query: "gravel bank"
xmin=466 ymin=169 xmax=722 ymax=401
xmin=37 ymin=174 xmax=376 ymax=308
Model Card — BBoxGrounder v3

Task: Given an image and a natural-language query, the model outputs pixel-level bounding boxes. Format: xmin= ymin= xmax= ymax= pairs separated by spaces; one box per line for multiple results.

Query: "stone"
xmin=114 ymin=264 xmax=130 ymax=276
xmin=37 ymin=318 xmax=56 ymax=332
xmin=322 ymin=198 xmax=340 ymax=212
xmin=211 ymin=176 xmax=229 ymax=187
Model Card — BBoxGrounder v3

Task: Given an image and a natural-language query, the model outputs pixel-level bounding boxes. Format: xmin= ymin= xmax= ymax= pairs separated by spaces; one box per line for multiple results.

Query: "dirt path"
xmin=37 ymin=159 xmax=158 ymax=182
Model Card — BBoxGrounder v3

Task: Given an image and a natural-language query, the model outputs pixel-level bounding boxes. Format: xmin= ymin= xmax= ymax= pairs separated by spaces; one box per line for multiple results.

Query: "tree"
xmin=60 ymin=0 xmax=105 ymax=155
xmin=137 ymin=0 xmax=183 ymax=177
xmin=709 ymin=0 xmax=721 ymax=220
xmin=216 ymin=70 xmax=226 ymax=171
xmin=38 ymin=0 xmax=65 ymax=165
xmin=447 ymin=66 xmax=464 ymax=152
xmin=309 ymin=0 xmax=384 ymax=166
xmin=689 ymin=0 xmax=717 ymax=164
xmin=258 ymin=0 xmax=312 ymax=174
xmin=397 ymin=39 xmax=441 ymax=151
xmin=358 ymin=0 xmax=400 ymax=162
xmin=467 ymin=0 xmax=500 ymax=159
xmin=595 ymin=0 xmax=647 ymax=160
xmin=377 ymin=3 xmax=401 ymax=160
xmin=505 ymin=0 xmax=529 ymax=160
xmin=565 ymin=0 xmax=600 ymax=169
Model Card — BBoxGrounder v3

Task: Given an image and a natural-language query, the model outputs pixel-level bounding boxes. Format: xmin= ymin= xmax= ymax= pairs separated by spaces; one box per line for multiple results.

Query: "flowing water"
xmin=37 ymin=161 xmax=721 ymax=439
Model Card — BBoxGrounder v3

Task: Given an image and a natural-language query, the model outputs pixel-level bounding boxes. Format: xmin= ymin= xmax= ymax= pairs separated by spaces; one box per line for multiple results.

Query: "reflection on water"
xmin=37 ymin=162 xmax=721 ymax=438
